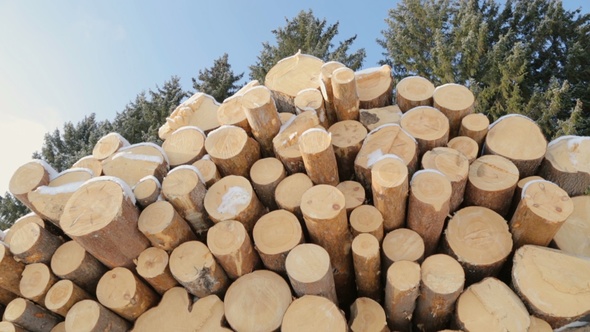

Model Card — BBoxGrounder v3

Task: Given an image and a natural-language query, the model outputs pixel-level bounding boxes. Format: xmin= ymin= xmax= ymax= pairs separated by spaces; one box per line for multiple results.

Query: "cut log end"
xmin=553 ymin=195 xmax=590 ymax=257
xmin=349 ymin=297 xmax=388 ymax=332
xmin=382 ymin=228 xmax=425 ymax=266
xmin=281 ymin=295 xmax=347 ymax=332
xmin=396 ymin=76 xmax=435 ymax=112
xmin=447 ymin=136 xmax=479 ymax=164
xmin=286 ymin=243 xmax=338 ymax=304
xmin=162 ymin=126 xmax=206 ymax=167
xmin=65 ymin=300 xmax=130 ymax=332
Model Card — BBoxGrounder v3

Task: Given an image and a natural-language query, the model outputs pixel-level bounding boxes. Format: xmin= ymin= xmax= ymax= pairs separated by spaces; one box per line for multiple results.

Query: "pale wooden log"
xmin=278 ymin=112 xmax=295 ymax=125
xmin=169 ymin=241 xmax=229 ymax=298
xmin=356 ymin=65 xmax=394 ymax=109
xmin=3 ymin=298 xmax=61 ymax=332
xmin=101 ymin=143 xmax=169 ymax=188
xmin=217 ymin=93 xmax=251 ymax=133
xmin=273 ymin=173 xmax=313 ymax=222
xmin=371 ymin=155 xmax=409 ymax=232
xmin=281 ymin=295 xmax=347 ymax=332
xmin=294 ymin=88 xmax=330 ymax=128
xmin=50 ymin=322 xmax=65 ymax=332
xmin=96 ymin=267 xmax=159 ymax=321
xmin=329 ymin=120 xmax=368 ymax=181
xmin=510 ymin=180 xmax=574 ymax=248
xmin=249 ymin=157 xmax=286 ymax=210
xmin=336 ymin=181 xmax=365 ymax=216
xmin=272 ymin=110 xmax=320 ymax=173
xmin=396 ymin=76 xmax=435 ymax=112
xmin=463 ymin=155 xmax=519 ymax=217
xmin=509 ymin=175 xmax=543 ymax=218
xmin=384 ymin=260 xmax=420 ymax=332
xmin=161 ymin=126 xmax=206 ymax=167
xmin=265 ymin=51 xmax=324 ymax=114
xmin=135 ymin=247 xmax=178 ymax=295
xmin=0 ymin=288 xmax=17 ymax=306
xmin=459 ymin=113 xmax=489 ymax=148
xmin=350 ymin=205 xmax=384 ymax=242
xmin=192 ymin=157 xmax=221 ymax=187
xmin=349 ymin=298 xmax=389 ymax=332
xmin=242 ymin=85 xmax=282 ymax=157
xmin=207 ymin=220 xmax=260 ymax=280
xmin=9 ymin=160 xmax=57 ymax=212
xmin=484 ymin=114 xmax=547 ymax=177
xmin=204 ymin=175 xmax=266 ymax=233
xmin=161 ymin=165 xmax=211 ymax=236
xmin=4 ymin=213 xmax=44 ymax=247
xmin=204 ymin=125 xmax=261 ymax=178
xmin=433 ymin=83 xmax=475 ymax=138
xmin=50 ymin=241 xmax=107 ymax=293
xmin=512 ymin=245 xmax=590 ymax=328
xmin=414 ymin=254 xmax=465 ymax=332
xmin=158 ymin=92 xmax=221 ymax=140
xmin=45 ymin=280 xmax=91 ymax=317
xmin=132 ymin=288 xmax=227 ymax=332
xmin=360 ymin=105 xmax=402 ymax=132
xmin=132 ymin=175 xmax=160 ymax=209
xmin=252 ymin=209 xmax=303 ymax=274
xmin=138 ymin=200 xmax=197 ymax=251
xmin=71 ymin=156 xmax=102 ymax=177
xmin=299 ymin=128 xmax=339 ymax=185
xmin=224 ymin=270 xmax=292 ymax=332
xmin=400 ymin=106 xmax=450 ymax=158
xmin=319 ymin=61 xmax=345 ymax=124
xmin=553 ymin=195 xmax=590 ymax=257
xmin=301 ymin=185 xmax=355 ymax=305
xmin=19 ymin=263 xmax=58 ymax=305
xmin=352 ymin=234 xmax=381 ymax=302
xmin=354 ymin=124 xmax=418 ymax=189
xmin=442 ymin=206 xmax=512 ymax=284
xmin=332 ymin=67 xmax=360 ymax=121
xmin=91 ymin=132 xmax=129 ymax=161
xmin=455 ymin=277 xmax=530 ymax=332
xmin=382 ymin=228 xmax=425 ymax=270
xmin=0 ymin=322 xmax=26 ymax=332
xmin=9 ymin=223 xmax=63 ymax=265
xmin=447 ymin=136 xmax=478 ymax=164
xmin=407 ymin=170 xmax=452 ymax=256
xmin=65 ymin=300 xmax=129 ymax=332
xmin=538 ymin=135 xmax=590 ymax=196
xmin=421 ymin=147 xmax=469 ymax=212
xmin=528 ymin=316 xmax=553 ymax=332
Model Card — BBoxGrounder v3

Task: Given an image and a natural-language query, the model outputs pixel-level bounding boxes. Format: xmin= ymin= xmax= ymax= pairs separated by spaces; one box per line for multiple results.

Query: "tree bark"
xmin=3 ymin=298 xmax=61 ymax=332
xmin=371 ymin=155 xmax=409 ymax=232
xmin=45 ymin=279 xmax=92 ymax=317
xmin=395 ymin=76 xmax=435 ymax=113
xmin=19 ymin=263 xmax=58 ymax=305
xmin=138 ymin=200 xmax=197 ymax=251
xmin=9 ymin=222 xmax=63 ymax=264
xmin=299 ymin=128 xmax=339 ymax=185
xmin=132 ymin=175 xmax=160 ymax=209
xmin=207 ymin=220 xmax=260 ymax=280
xmin=0 ymin=244 xmax=25 ymax=296
xmin=433 ymin=83 xmax=475 ymax=138
xmin=272 ymin=110 xmax=320 ymax=173
xmin=135 ymin=247 xmax=179 ymax=295
xmin=319 ymin=61 xmax=345 ymax=124
xmin=332 ymin=67 xmax=360 ymax=121
xmin=352 ymin=234 xmax=381 ymax=302
xmin=328 ymin=120 xmax=367 ymax=181
xmin=50 ymin=240 xmax=107 ymax=293
xmin=65 ymin=300 xmax=129 ymax=332
xmin=242 ymin=86 xmax=282 ymax=157
xmin=204 ymin=125 xmax=261 ymax=178
xmin=384 ymin=260 xmax=420 ymax=332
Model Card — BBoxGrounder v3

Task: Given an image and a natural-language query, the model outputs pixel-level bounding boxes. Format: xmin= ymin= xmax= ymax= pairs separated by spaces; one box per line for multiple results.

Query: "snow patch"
xmin=279 ymin=114 xmax=297 ymax=133
xmin=217 ymin=186 xmax=250 ymax=216
xmin=112 ymin=152 xmax=163 ymax=164
xmin=355 ymin=66 xmax=386 ymax=76
xmin=55 ymin=168 xmax=95 ymax=178
xmin=168 ymin=165 xmax=205 ymax=184
xmin=366 ymin=149 xmax=384 ymax=168
xmin=120 ymin=142 xmax=170 ymax=166
xmin=555 ymin=321 xmax=589 ymax=332
xmin=30 ymin=159 xmax=59 ymax=180
xmin=35 ymin=181 xmax=86 ymax=195
xmin=374 ymin=153 xmax=405 ymax=166
xmin=520 ymin=179 xmax=557 ymax=199
xmin=172 ymin=125 xmax=206 ymax=138
xmin=410 ymin=169 xmax=445 ymax=186
xmin=488 ymin=114 xmax=533 ymax=130
xmin=84 ymin=176 xmax=136 ymax=204
xmin=133 ymin=175 xmax=161 ymax=190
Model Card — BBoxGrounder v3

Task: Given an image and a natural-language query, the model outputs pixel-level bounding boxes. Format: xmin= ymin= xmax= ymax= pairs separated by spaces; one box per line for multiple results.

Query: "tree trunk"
xmin=0 ymin=288 xmax=17 ymax=306
xmin=381 ymin=228 xmax=425 ymax=270
xmin=400 ymin=106 xmax=450 ymax=159
xmin=207 ymin=220 xmax=260 ymax=280
xmin=242 ymin=86 xmax=282 ymax=157
xmin=356 ymin=65 xmax=394 ymax=109
xmin=349 ymin=205 xmax=384 ymax=242
xmin=421 ymin=147 xmax=469 ymax=212
xmin=553 ymin=195 xmax=590 ymax=257
xmin=192 ymin=157 xmax=221 ymax=188
xmin=3 ymin=298 xmax=61 ymax=332
xmin=137 ymin=200 xmax=197 ymax=251
xmin=299 ymin=128 xmax=339 ymax=185
xmin=395 ymin=76 xmax=435 ymax=113
xmin=135 ymin=247 xmax=179 ymax=295
xmin=19 ymin=263 xmax=58 ymax=305
xmin=458 ymin=113 xmax=489 ymax=148
xmin=9 ymin=160 xmax=56 ymax=213
xmin=384 ymin=260 xmax=420 ymax=332
xmin=349 ymin=297 xmax=389 ymax=332
xmin=92 ymin=132 xmax=129 ymax=161
xmin=161 ymin=126 xmax=206 ymax=167
xmin=249 ymin=157 xmax=286 ymax=210
xmin=45 ymin=280 xmax=92 ymax=317
xmin=294 ymin=88 xmax=330 ymax=129
xmin=65 ymin=300 xmax=130 ymax=332
xmin=371 ymin=155 xmax=409 ymax=232
xmin=329 ymin=120 xmax=368 ymax=181
xmin=352 ymin=234 xmax=381 ymax=302
xmin=9 ymin=222 xmax=63 ymax=264
xmin=359 ymin=105 xmax=402 ymax=132
xmin=132 ymin=175 xmax=160 ymax=209
xmin=0 ymin=244 xmax=25 ymax=296
xmin=281 ymin=295 xmax=347 ymax=332
xmin=447 ymin=136 xmax=478 ymax=164
xmin=332 ymin=67 xmax=360 ymax=121
xmin=272 ymin=110 xmax=320 ymax=173
xmin=433 ymin=83 xmax=475 ymax=138
xmin=204 ymin=125 xmax=261 ymax=178
xmin=50 ymin=241 xmax=107 ymax=294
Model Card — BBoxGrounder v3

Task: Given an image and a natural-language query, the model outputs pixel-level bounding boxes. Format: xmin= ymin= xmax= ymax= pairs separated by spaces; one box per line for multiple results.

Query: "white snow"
xmin=410 ymin=169 xmax=445 ymax=186
xmin=366 ymin=149 xmax=384 ymax=168
xmin=168 ymin=165 xmax=205 ymax=184
xmin=488 ymin=113 xmax=533 ymax=130
xmin=367 ymin=123 xmax=418 ymax=144
xmin=172 ymin=125 xmax=206 ymax=138
xmin=30 ymin=159 xmax=59 ymax=180
xmin=55 ymin=168 xmax=95 ymax=178
xmin=201 ymin=154 xmax=211 ymax=161
xmin=120 ymin=142 xmax=170 ymax=166
xmin=35 ymin=181 xmax=86 ymax=195
xmin=112 ymin=152 xmax=163 ymax=164
xmin=555 ymin=321 xmax=589 ymax=332
xmin=355 ymin=66 xmax=385 ymax=76
xmin=133 ymin=175 xmax=161 ymax=190
xmin=301 ymin=127 xmax=328 ymax=137
xmin=84 ymin=176 xmax=136 ymax=204
xmin=520 ymin=179 xmax=556 ymax=199
xmin=278 ymin=114 xmax=297 ymax=134
xmin=374 ymin=153 xmax=405 ymax=166
xmin=207 ymin=124 xmax=242 ymax=138
xmin=217 ymin=186 xmax=251 ymax=216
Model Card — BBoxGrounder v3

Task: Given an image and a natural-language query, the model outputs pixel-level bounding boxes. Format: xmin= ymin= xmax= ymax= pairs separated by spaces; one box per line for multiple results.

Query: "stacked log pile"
xmin=2 ymin=51 xmax=590 ymax=332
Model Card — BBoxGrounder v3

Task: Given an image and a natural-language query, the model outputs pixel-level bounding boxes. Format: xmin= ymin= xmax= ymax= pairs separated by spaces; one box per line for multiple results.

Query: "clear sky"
xmin=0 ymin=0 xmax=586 ymax=194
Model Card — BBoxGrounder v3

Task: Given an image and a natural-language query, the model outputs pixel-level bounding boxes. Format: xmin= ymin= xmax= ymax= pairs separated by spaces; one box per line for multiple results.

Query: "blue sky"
xmin=0 ymin=0 xmax=587 ymax=194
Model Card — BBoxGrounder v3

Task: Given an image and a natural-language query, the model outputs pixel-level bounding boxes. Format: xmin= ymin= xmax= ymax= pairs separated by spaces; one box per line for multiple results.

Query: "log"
xmin=217 ymin=93 xmax=251 ymax=133
xmin=400 ymin=106 xmax=450 ymax=158
xmin=169 ymin=241 xmax=229 ymax=298
xmin=133 ymin=288 xmax=227 ymax=332
xmin=359 ymin=105 xmax=402 ymax=132
xmin=349 ymin=205 xmax=384 ymax=242
xmin=459 ymin=113 xmax=489 ymax=148
xmin=278 ymin=112 xmax=295 ymax=125
xmin=50 ymin=322 xmax=65 ymax=332
xmin=60 ymin=177 xmax=150 ymax=269
xmin=224 ymin=270 xmax=292 ymax=332
xmin=442 ymin=206 xmax=512 ymax=284
xmin=65 ymin=300 xmax=129 ymax=332
xmin=0 ymin=322 xmax=26 ymax=332
xmin=512 ymin=245 xmax=590 ymax=328
xmin=272 ymin=110 xmax=320 ymax=173
xmin=538 ymin=135 xmax=590 ymax=196
xmin=356 ymin=65 xmax=394 ymax=109
xmin=553 ymin=195 xmax=590 ymax=257
xmin=455 ymin=277 xmax=530 ymax=332
xmin=299 ymin=128 xmax=339 ymax=185
xmin=407 ymin=170 xmax=452 ymax=256
xmin=71 ymin=155 xmax=102 ymax=177
xmin=204 ymin=175 xmax=266 ymax=233
xmin=395 ymin=76 xmax=435 ymax=112
xmin=281 ymin=295 xmax=347 ymax=332
xmin=433 ymin=83 xmax=475 ymax=138
xmin=447 ymin=136 xmax=478 ymax=164
xmin=484 ymin=114 xmax=547 ymax=177
xmin=192 ymin=157 xmax=221 ymax=187
xmin=101 ymin=143 xmax=169 ymax=187
xmin=161 ymin=126 xmax=206 ymax=167
xmin=242 ymin=86 xmax=282 ymax=157
xmin=332 ymin=67 xmax=360 ymax=121
xmin=19 ymin=263 xmax=58 ymax=305
xmin=3 ymin=213 xmax=45 ymax=247
xmin=528 ymin=316 xmax=553 ymax=332
xmin=384 ymin=260 xmax=420 ymax=332
xmin=510 ymin=176 xmax=544 ymax=217
xmin=0 ymin=244 xmax=25 ymax=296
xmin=274 ymin=172 xmax=313 ymax=223
xmin=50 ymin=241 xmax=107 ymax=293
xmin=381 ymin=228 xmax=425 ymax=269
xmin=329 ymin=120 xmax=368 ymax=181
xmin=294 ymin=88 xmax=330 ymax=128
xmin=349 ymin=297 xmax=389 ymax=332
xmin=45 ymin=280 xmax=92 ymax=317
xmin=264 ymin=51 xmax=324 ymax=114
xmin=0 ymin=288 xmax=17 ymax=306
xmin=132 ymin=175 xmax=160 ymax=209
xmin=9 ymin=222 xmax=62 ymax=264
xmin=371 ymin=155 xmax=409 ymax=232
xmin=421 ymin=147 xmax=469 ymax=212
xmin=204 ymin=125 xmax=261 ymax=178
xmin=351 ymin=234 xmax=381 ymax=302
xmin=319 ymin=61 xmax=345 ymax=124
xmin=249 ymin=157 xmax=286 ymax=210
xmin=285 ymin=243 xmax=338 ymax=304
xmin=3 ymin=298 xmax=61 ymax=332
xmin=510 ymin=179 xmax=574 ymax=248
xmin=252 ymin=209 xmax=303 ymax=274
xmin=137 ymin=200 xmax=197 ymax=251
xmin=9 ymin=160 xmax=57 ymax=212
xmin=301 ymin=184 xmax=354 ymax=305
xmin=161 ymin=165 xmax=211 ymax=236
xmin=463 ymin=155 xmax=519 ymax=217
xmin=158 ymin=92 xmax=221 ymax=140
xmin=336 ymin=181 xmax=365 ymax=216
xmin=96 ymin=267 xmax=159 ymax=321
xmin=207 ymin=220 xmax=260 ymax=280
xmin=135 ymin=247 xmax=179 ymax=295
xmin=413 ymin=254 xmax=465 ymax=332
xmin=91 ymin=132 xmax=129 ymax=161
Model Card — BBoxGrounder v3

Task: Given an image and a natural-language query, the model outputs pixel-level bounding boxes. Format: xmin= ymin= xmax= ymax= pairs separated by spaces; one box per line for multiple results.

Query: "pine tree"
xmin=0 ymin=193 xmax=30 ymax=230
xmin=192 ymin=54 xmax=244 ymax=102
xmin=250 ymin=10 xmax=366 ymax=82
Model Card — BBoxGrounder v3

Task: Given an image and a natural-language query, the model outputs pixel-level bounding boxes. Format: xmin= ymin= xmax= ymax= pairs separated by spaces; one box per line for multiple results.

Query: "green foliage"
xmin=0 ymin=193 xmax=29 ymax=231
xmin=192 ymin=53 xmax=244 ymax=102
xmin=250 ymin=9 xmax=366 ymax=82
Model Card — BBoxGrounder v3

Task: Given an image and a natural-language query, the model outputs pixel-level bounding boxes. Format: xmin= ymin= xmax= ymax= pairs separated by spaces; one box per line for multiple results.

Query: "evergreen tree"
xmin=250 ymin=10 xmax=366 ymax=82
xmin=192 ymin=54 xmax=244 ymax=102
xmin=0 ymin=193 xmax=30 ymax=230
